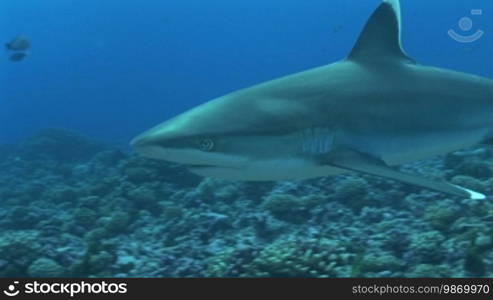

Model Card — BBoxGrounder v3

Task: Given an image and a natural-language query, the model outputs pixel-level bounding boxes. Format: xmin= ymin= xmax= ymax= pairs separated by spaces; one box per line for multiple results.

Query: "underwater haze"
xmin=1 ymin=0 xmax=493 ymax=277
xmin=3 ymin=0 xmax=492 ymax=143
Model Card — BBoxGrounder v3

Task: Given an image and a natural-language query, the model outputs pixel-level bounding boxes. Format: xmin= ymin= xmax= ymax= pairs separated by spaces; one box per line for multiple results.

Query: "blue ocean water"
xmin=2 ymin=0 xmax=492 ymax=144
xmin=1 ymin=0 xmax=493 ymax=279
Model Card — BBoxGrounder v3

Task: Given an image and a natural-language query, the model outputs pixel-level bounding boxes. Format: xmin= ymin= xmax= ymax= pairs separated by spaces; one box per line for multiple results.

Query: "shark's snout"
xmin=130 ymin=131 xmax=171 ymax=160
xmin=130 ymin=135 xmax=144 ymax=149
xmin=130 ymin=133 xmax=154 ymax=151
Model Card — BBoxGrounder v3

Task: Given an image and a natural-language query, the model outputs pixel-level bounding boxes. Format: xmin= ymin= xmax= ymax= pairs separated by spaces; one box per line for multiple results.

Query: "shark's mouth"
xmin=186 ymin=164 xmax=241 ymax=170
xmin=186 ymin=164 xmax=215 ymax=169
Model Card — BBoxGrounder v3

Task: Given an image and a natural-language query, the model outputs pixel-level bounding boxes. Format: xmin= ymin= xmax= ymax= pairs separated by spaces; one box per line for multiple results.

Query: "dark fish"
xmin=5 ymin=36 xmax=30 ymax=51
xmin=9 ymin=52 xmax=27 ymax=62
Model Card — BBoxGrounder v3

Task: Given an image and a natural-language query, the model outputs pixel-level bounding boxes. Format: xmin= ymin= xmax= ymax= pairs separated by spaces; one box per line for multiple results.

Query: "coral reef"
xmin=27 ymin=258 xmax=65 ymax=277
xmin=19 ymin=128 xmax=106 ymax=162
xmin=0 ymin=128 xmax=493 ymax=277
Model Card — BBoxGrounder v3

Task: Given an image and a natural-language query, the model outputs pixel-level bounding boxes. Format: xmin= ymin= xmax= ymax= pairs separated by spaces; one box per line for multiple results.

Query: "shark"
xmin=131 ymin=0 xmax=493 ymax=200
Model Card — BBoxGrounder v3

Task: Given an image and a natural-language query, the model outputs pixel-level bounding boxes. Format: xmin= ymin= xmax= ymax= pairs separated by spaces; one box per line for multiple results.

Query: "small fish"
xmin=331 ymin=25 xmax=343 ymax=33
xmin=5 ymin=36 xmax=30 ymax=51
xmin=9 ymin=52 xmax=27 ymax=62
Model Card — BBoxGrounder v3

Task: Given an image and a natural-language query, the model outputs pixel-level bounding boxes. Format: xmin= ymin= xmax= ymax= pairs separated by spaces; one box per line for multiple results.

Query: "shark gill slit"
xmin=300 ymin=127 xmax=335 ymax=154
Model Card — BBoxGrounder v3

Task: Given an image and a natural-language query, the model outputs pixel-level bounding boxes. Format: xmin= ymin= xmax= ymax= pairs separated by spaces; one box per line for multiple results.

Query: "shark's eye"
xmin=197 ymin=138 xmax=214 ymax=152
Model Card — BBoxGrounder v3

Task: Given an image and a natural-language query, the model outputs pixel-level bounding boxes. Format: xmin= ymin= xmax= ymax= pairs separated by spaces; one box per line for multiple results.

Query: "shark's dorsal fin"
xmin=348 ymin=0 xmax=415 ymax=64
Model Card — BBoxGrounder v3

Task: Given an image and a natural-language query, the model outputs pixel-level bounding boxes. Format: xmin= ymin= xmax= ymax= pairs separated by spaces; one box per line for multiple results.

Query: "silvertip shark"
xmin=131 ymin=0 xmax=493 ymax=200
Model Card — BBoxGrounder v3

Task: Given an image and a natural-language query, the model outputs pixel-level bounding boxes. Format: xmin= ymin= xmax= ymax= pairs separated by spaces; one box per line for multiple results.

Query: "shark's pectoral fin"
xmin=348 ymin=0 xmax=415 ymax=64
xmin=324 ymin=148 xmax=485 ymax=200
